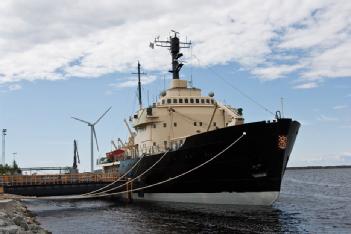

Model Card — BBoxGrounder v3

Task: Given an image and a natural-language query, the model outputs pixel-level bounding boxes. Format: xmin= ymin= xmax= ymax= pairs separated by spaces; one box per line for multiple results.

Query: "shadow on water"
xmin=25 ymin=198 xmax=302 ymax=234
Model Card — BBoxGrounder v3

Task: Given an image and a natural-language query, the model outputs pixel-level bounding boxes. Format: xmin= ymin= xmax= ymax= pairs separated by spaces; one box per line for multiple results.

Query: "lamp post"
xmin=2 ymin=129 xmax=6 ymax=165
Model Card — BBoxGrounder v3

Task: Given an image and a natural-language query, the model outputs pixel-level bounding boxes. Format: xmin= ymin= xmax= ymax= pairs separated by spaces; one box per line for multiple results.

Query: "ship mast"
xmin=132 ymin=61 xmax=146 ymax=109
xmin=154 ymin=30 xmax=191 ymax=79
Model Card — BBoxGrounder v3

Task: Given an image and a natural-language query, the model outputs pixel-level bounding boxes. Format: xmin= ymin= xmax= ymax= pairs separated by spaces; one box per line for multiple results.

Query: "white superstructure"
xmin=131 ymin=79 xmax=244 ymax=155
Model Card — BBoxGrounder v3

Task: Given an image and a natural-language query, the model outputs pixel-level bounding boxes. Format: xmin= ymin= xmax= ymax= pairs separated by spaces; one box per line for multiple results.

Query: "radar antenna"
xmin=152 ymin=31 xmax=191 ymax=79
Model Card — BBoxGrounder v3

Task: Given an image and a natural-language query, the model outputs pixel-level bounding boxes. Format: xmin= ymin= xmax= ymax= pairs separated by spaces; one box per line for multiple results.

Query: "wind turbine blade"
xmin=92 ymin=126 xmax=99 ymax=152
xmin=94 ymin=106 xmax=112 ymax=125
xmin=71 ymin=117 xmax=91 ymax=125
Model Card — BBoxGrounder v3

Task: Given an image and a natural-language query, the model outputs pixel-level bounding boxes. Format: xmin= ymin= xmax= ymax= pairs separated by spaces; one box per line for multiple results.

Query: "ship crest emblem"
xmin=278 ymin=135 xmax=288 ymax=150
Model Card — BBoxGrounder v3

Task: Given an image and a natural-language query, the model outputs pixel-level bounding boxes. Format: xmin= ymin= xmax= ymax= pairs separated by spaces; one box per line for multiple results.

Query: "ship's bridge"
xmin=158 ymin=80 xmax=215 ymax=106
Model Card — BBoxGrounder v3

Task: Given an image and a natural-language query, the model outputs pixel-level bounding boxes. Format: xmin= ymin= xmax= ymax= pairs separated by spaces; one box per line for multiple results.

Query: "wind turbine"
xmin=71 ymin=107 xmax=112 ymax=172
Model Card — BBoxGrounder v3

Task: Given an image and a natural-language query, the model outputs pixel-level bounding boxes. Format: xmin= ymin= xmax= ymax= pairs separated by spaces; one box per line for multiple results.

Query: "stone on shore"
xmin=0 ymin=197 xmax=50 ymax=234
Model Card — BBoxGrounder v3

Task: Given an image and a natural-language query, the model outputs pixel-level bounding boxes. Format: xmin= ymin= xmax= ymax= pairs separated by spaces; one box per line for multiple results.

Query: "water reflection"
xmin=126 ymin=201 xmax=301 ymax=233
xmin=26 ymin=199 xmax=301 ymax=233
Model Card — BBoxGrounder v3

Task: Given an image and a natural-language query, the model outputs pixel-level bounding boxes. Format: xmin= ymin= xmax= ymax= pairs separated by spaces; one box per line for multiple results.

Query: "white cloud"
xmin=8 ymin=83 xmax=22 ymax=91
xmin=110 ymin=75 xmax=157 ymax=88
xmin=252 ymin=64 xmax=304 ymax=80
xmin=293 ymin=82 xmax=319 ymax=89
xmin=317 ymin=114 xmax=338 ymax=122
xmin=333 ymin=105 xmax=348 ymax=110
xmin=0 ymin=0 xmax=350 ymax=86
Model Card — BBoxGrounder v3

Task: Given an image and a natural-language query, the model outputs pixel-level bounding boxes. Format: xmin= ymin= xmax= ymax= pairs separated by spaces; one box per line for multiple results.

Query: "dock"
xmin=0 ymin=173 xmax=123 ymax=197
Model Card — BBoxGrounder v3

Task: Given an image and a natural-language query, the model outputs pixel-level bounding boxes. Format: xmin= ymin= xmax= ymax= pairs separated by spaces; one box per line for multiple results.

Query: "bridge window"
xmin=199 ymin=122 xmax=203 ymax=126
xmin=194 ymin=122 xmax=197 ymax=126
xmin=167 ymin=99 xmax=171 ymax=104
xmin=185 ymin=98 xmax=189 ymax=103
xmin=179 ymin=99 xmax=183 ymax=103
xmin=201 ymin=99 xmax=205 ymax=104
xmin=211 ymin=99 xmax=214 ymax=104
xmin=206 ymin=99 xmax=210 ymax=104
xmin=162 ymin=99 xmax=165 ymax=104
xmin=174 ymin=122 xmax=177 ymax=127
xmin=196 ymin=99 xmax=199 ymax=103
xmin=173 ymin=99 xmax=178 ymax=103
xmin=190 ymin=98 xmax=194 ymax=103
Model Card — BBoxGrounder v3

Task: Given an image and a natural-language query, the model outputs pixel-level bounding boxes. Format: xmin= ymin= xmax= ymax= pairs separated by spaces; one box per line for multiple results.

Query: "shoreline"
xmin=0 ymin=194 xmax=50 ymax=233
xmin=287 ymin=165 xmax=351 ymax=170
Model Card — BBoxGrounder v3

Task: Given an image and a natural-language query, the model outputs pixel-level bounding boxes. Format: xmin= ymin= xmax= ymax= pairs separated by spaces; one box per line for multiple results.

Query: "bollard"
xmin=126 ymin=178 xmax=133 ymax=203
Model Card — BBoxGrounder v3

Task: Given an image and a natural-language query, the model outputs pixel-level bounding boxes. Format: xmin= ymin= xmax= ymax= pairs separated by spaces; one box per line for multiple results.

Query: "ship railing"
xmin=140 ymin=140 xmax=184 ymax=156
xmin=0 ymin=173 xmax=119 ymax=187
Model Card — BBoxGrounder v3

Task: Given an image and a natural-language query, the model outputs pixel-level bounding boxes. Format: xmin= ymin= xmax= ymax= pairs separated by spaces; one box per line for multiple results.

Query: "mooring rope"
xmin=83 ymin=150 xmax=170 ymax=196
xmin=86 ymin=132 xmax=246 ymax=198
xmin=24 ymin=133 xmax=245 ymax=201
xmin=82 ymin=154 xmax=145 ymax=196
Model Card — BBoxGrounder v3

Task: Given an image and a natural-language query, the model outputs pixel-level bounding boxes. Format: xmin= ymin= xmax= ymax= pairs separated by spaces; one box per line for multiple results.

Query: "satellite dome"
xmin=208 ymin=92 xmax=214 ymax=97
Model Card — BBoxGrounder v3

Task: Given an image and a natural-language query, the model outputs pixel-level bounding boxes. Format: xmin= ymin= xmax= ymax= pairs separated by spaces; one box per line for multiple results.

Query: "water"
xmin=25 ymin=168 xmax=351 ymax=233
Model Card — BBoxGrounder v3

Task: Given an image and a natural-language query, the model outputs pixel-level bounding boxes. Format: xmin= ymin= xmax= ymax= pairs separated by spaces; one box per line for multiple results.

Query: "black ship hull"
xmin=124 ymin=118 xmax=300 ymax=205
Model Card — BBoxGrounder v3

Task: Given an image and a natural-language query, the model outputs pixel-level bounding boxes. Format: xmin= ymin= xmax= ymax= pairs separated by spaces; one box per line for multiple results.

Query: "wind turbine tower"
xmin=71 ymin=107 xmax=111 ymax=172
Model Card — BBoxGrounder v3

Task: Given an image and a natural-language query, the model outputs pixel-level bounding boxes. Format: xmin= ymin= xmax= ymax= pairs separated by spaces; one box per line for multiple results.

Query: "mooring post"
xmin=127 ymin=178 xmax=133 ymax=203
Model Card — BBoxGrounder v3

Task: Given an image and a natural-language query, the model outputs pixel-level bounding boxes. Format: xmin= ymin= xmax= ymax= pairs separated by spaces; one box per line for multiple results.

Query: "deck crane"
xmin=72 ymin=140 xmax=80 ymax=173
xmin=117 ymin=138 xmax=125 ymax=147
xmin=111 ymin=140 xmax=118 ymax=150
xmin=124 ymin=119 xmax=135 ymax=137
xmin=123 ymin=119 xmax=135 ymax=148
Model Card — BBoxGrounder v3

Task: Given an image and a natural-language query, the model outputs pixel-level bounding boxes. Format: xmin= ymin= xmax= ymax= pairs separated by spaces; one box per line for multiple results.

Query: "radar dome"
xmin=160 ymin=91 xmax=166 ymax=97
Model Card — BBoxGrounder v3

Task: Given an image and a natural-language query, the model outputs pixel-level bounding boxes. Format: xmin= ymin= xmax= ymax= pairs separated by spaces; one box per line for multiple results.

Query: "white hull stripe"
xmin=131 ymin=192 xmax=279 ymax=206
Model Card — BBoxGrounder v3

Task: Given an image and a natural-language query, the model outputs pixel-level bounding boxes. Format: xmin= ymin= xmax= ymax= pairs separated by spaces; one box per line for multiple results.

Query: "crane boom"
xmin=111 ymin=140 xmax=119 ymax=150
xmin=124 ymin=119 xmax=135 ymax=137
xmin=117 ymin=138 xmax=125 ymax=147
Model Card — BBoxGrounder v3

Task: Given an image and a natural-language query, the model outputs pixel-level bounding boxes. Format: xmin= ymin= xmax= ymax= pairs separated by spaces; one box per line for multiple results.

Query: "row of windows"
xmin=161 ymin=98 xmax=214 ymax=105
xmin=154 ymin=122 xmax=217 ymax=128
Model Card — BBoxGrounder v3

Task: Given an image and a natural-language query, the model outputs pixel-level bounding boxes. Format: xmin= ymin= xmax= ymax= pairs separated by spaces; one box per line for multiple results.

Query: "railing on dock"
xmin=0 ymin=173 xmax=118 ymax=186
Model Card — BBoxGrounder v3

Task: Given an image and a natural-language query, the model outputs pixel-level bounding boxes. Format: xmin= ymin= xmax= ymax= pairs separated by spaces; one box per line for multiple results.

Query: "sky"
xmin=0 ymin=0 xmax=350 ymax=171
